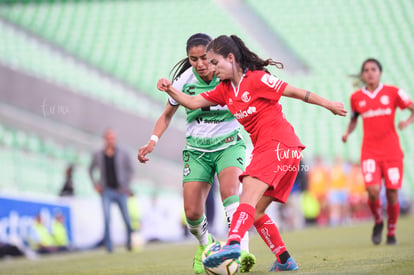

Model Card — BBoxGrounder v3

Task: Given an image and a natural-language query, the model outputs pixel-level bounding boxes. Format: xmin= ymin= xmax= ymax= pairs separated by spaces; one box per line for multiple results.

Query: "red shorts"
xmin=360 ymin=158 xmax=403 ymax=189
xmin=240 ymin=141 xmax=302 ymax=203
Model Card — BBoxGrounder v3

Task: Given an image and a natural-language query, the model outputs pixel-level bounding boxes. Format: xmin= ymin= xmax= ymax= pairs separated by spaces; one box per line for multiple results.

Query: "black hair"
xmin=361 ymin=58 xmax=382 ymax=74
xmin=170 ymin=33 xmax=212 ymax=81
xmin=206 ymin=35 xmax=283 ymax=74
xmin=350 ymin=58 xmax=383 ymax=88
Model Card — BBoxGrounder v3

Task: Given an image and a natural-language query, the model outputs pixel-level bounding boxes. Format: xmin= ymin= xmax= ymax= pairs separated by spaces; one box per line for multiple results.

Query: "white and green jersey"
xmin=169 ymin=68 xmax=241 ymax=152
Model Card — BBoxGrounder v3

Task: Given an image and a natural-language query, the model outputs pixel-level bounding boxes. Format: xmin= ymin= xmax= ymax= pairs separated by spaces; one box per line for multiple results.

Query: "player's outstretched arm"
xmin=283 ymin=84 xmax=348 ymax=116
xmin=398 ymin=103 xmax=414 ymax=130
xmin=157 ymin=78 xmax=214 ymax=110
xmin=138 ymin=103 xmax=178 ymax=163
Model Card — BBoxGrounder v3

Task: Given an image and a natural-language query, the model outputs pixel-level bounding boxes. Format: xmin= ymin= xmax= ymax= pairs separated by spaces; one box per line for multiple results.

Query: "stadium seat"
xmin=1 ymin=0 xmax=413 ymax=194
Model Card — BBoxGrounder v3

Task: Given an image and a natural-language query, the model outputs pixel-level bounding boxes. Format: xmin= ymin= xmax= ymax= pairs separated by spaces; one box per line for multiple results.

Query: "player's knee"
xmin=184 ymin=208 xmax=204 ymax=221
xmin=386 ymin=189 xmax=399 ymax=204
xmin=366 ymin=186 xmax=380 ymax=200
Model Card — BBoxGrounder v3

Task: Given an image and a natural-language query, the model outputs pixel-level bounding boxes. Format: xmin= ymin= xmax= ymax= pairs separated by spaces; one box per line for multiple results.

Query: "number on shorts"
xmin=362 ymin=159 xmax=376 ymax=173
xmin=183 ymin=152 xmax=190 ymax=162
xmin=387 ymin=167 xmax=400 ymax=185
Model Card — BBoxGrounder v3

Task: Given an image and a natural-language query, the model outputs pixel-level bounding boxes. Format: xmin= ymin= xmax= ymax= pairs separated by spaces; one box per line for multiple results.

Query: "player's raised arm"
xmin=157 ymin=78 xmax=214 ymax=110
xmin=282 ymin=84 xmax=348 ymax=116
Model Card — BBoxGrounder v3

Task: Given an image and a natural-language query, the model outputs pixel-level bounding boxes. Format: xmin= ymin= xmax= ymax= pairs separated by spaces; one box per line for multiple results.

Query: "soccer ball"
xmin=202 ymin=241 xmax=240 ymax=275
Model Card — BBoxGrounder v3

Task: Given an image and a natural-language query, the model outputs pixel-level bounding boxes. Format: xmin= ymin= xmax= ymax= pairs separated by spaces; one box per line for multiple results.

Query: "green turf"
xmin=1 ymin=215 xmax=413 ymax=274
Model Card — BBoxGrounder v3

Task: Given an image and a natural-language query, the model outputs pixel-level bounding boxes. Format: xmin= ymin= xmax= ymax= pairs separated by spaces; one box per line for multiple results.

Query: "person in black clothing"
xmin=89 ymin=128 xmax=135 ymax=253
xmin=60 ymin=164 xmax=75 ymax=197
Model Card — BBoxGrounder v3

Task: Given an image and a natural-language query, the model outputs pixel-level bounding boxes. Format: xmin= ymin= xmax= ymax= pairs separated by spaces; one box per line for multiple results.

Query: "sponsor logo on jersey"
xmin=359 ymin=100 xmax=366 ymax=107
xmin=185 ymin=86 xmax=196 ymax=95
xmin=195 ymin=117 xmax=226 ymax=124
xmin=261 ymin=74 xmax=282 ymax=91
xmin=361 ymin=107 xmax=392 ymax=118
xmin=380 ymin=95 xmax=389 ymax=105
xmin=241 ymin=91 xmax=251 ymax=102
xmin=234 ymin=106 xmax=257 ymax=119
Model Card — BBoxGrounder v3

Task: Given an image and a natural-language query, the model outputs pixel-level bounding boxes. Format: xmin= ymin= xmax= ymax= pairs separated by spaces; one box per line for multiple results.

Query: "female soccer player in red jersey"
xmin=158 ymin=34 xmax=347 ymax=271
xmin=342 ymin=58 xmax=414 ymax=245
xmin=138 ymin=33 xmax=255 ymax=273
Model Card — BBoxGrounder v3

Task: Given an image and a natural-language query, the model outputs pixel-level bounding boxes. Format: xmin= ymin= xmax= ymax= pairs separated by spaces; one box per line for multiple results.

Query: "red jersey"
xmin=201 ymin=70 xmax=304 ymax=150
xmin=350 ymin=84 xmax=412 ymax=160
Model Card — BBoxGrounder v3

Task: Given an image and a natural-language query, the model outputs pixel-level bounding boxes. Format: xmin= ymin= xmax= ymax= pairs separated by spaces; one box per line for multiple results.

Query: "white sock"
xmin=187 ymin=215 xmax=209 ymax=246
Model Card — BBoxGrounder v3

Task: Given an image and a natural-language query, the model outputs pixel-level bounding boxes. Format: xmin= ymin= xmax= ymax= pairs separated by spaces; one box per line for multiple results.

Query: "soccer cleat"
xmin=193 ymin=234 xmax=215 ymax=274
xmin=203 ymin=243 xmax=241 ymax=268
xmin=386 ymin=235 xmax=397 ymax=245
xmin=269 ymin=257 xmax=299 ymax=271
xmin=371 ymin=222 xmax=384 ymax=245
xmin=240 ymin=250 xmax=256 ymax=272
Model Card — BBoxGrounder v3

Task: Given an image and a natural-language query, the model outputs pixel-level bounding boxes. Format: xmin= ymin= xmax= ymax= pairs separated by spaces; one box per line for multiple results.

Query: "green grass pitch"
xmin=1 ymin=215 xmax=413 ymax=274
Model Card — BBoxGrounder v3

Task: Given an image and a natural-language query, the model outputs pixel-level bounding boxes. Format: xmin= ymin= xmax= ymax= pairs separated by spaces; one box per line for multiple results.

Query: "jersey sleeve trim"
xmin=168 ymin=96 xmax=179 ymax=106
xmin=200 ymin=92 xmax=222 ymax=105
xmin=397 ymin=89 xmax=413 ymax=109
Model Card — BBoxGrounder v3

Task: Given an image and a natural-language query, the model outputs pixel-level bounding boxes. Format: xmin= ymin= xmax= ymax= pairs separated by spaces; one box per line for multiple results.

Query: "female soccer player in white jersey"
xmin=157 ymin=34 xmax=347 ymax=272
xmin=342 ymin=58 xmax=414 ymax=245
xmin=138 ymin=33 xmax=255 ymax=273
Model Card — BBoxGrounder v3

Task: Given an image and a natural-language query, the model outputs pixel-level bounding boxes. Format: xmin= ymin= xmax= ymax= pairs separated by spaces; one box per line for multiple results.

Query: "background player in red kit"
xmin=342 ymin=58 xmax=414 ymax=245
xmin=158 ymin=34 xmax=347 ymax=271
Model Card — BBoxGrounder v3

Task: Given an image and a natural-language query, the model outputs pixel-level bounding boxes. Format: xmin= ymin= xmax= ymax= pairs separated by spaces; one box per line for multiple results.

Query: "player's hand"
xmin=138 ymin=141 xmax=155 ymax=163
xmin=329 ymin=101 xmax=348 ymax=116
xmin=157 ymin=78 xmax=172 ymax=92
xmin=94 ymin=183 xmax=102 ymax=194
xmin=342 ymin=133 xmax=348 ymax=143
xmin=398 ymin=120 xmax=409 ymax=130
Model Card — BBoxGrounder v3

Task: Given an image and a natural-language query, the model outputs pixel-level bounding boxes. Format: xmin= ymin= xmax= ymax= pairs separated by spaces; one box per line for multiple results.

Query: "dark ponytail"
xmin=207 ymin=35 xmax=283 ymax=73
xmin=170 ymin=33 xmax=212 ymax=81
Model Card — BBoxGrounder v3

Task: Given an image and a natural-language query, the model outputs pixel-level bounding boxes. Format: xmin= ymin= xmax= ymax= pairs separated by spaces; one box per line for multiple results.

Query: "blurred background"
xmin=0 ymin=0 xmax=413 ymax=252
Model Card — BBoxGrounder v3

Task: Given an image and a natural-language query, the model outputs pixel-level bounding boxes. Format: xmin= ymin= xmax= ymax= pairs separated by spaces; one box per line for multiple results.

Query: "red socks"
xmin=387 ymin=202 xmax=400 ymax=236
xmin=228 ymin=204 xmax=289 ymax=264
xmin=368 ymin=198 xmax=383 ymax=224
xmin=227 ymin=203 xmax=255 ymax=243
xmin=254 ymin=214 xmax=287 ymax=262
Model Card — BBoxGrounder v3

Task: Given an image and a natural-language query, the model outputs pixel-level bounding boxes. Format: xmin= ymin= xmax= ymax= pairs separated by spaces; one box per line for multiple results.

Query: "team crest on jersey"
xmin=241 ymin=91 xmax=251 ymax=102
xmin=224 ymin=136 xmax=234 ymax=143
xmin=261 ymin=74 xmax=279 ymax=89
xmin=380 ymin=95 xmax=390 ymax=105
xmin=228 ymin=98 xmax=233 ymax=105
xmin=359 ymin=100 xmax=366 ymax=107
xmin=183 ymin=164 xmax=191 ymax=177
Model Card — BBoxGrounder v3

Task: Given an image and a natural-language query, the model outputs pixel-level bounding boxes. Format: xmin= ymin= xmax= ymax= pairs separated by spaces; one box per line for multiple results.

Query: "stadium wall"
xmin=0 ymin=63 xmax=185 ymax=162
